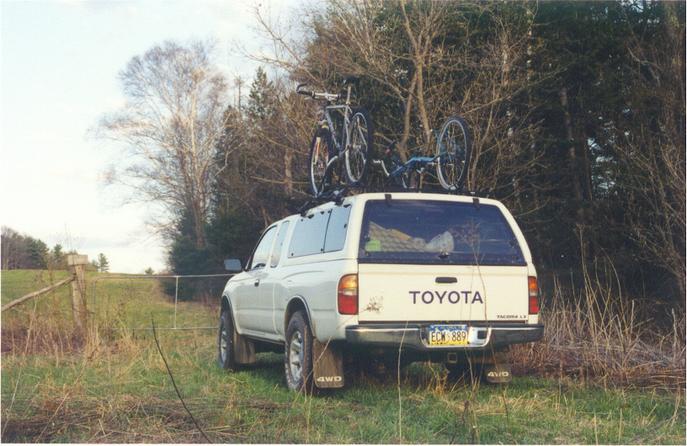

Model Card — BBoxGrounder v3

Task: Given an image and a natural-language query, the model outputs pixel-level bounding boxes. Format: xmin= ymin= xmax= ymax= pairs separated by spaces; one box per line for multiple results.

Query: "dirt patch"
xmin=1 ymin=395 xmax=250 ymax=443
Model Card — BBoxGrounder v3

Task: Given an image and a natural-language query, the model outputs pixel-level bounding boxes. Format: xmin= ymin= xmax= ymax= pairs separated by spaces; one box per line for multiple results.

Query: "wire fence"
xmin=89 ymin=273 xmax=234 ymax=331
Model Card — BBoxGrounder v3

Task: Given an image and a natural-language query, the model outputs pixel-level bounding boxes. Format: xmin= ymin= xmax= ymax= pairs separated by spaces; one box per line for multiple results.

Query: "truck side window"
xmin=288 ymin=210 xmax=329 ymax=257
xmin=249 ymin=226 xmax=277 ymax=270
xmin=324 ymin=205 xmax=351 ymax=252
xmin=270 ymin=221 xmax=290 ymax=268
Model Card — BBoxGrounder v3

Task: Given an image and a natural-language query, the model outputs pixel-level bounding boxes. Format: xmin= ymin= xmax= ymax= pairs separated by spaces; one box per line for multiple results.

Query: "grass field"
xmin=1 ymin=270 xmax=685 ymax=443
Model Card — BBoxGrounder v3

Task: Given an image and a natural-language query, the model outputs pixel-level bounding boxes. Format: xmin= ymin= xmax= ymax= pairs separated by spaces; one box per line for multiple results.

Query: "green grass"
xmin=1 ymin=270 xmax=685 ymax=443
xmin=1 ymin=269 xmax=70 ymax=306
xmin=1 ymin=270 xmax=214 ymax=331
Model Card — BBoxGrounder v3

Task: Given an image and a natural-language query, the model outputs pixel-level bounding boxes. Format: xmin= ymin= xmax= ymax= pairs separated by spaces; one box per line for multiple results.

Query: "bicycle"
xmin=297 ymin=76 xmax=373 ymax=197
xmin=372 ymin=116 xmax=472 ymax=192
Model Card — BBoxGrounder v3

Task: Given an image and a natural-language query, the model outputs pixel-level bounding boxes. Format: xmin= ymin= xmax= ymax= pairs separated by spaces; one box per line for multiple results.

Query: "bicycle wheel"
xmin=345 ymin=107 xmax=372 ymax=186
xmin=308 ymin=127 xmax=335 ymax=197
xmin=436 ymin=116 xmax=471 ymax=192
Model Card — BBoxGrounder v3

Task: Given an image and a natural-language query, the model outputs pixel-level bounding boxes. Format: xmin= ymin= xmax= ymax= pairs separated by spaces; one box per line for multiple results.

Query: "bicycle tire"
xmin=344 ymin=107 xmax=373 ymax=187
xmin=436 ymin=116 xmax=472 ymax=192
xmin=308 ymin=127 xmax=336 ymax=197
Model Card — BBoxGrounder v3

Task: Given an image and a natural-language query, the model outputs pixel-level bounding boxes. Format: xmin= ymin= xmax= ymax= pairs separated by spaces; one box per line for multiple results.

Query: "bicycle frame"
xmin=322 ymin=104 xmax=353 ymax=158
xmin=300 ymin=80 xmax=373 ymax=196
xmin=386 ymin=155 xmax=438 ymax=179
xmin=319 ymin=84 xmax=354 ymax=170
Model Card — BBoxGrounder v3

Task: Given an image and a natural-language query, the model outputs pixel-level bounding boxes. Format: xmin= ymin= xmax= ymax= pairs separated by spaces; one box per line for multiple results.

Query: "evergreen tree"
xmin=247 ymin=67 xmax=277 ymax=121
xmin=51 ymin=244 xmax=66 ymax=269
xmin=1 ymin=227 xmax=50 ymax=269
xmin=97 ymin=253 xmax=110 ymax=273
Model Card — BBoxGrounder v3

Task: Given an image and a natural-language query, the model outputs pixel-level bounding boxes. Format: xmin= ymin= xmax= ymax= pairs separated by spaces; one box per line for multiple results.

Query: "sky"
xmin=0 ymin=0 xmax=300 ymax=273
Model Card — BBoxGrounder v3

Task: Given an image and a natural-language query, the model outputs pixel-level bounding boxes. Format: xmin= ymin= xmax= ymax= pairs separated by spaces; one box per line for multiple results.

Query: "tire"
xmin=308 ymin=127 xmax=336 ymax=197
xmin=284 ymin=311 xmax=314 ymax=392
xmin=436 ymin=116 xmax=471 ymax=192
xmin=345 ymin=108 xmax=372 ymax=187
xmin=218 ymin=308 xmax=237 ymax=370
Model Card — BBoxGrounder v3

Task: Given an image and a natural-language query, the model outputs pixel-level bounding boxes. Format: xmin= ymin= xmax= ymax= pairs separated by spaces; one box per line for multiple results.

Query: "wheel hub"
xmin=220 ymin=327 xmax=228 ymax=361
xmin=288 ymin=331 xmax=303 ymax=381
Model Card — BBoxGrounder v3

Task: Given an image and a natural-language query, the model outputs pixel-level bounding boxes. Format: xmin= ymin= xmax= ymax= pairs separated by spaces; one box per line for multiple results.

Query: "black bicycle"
xmin=372 ymin=116 xmax=472 ymax=192
xmin=297 ymin=76 xmax=372 ymax=197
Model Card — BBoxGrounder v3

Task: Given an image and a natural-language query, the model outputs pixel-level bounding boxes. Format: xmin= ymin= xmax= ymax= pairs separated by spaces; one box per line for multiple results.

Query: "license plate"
xmin=428 ymin=324 xmax=469 ymax=346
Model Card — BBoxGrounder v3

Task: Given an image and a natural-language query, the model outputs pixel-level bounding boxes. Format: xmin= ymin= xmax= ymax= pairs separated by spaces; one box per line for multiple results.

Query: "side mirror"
xmin=224 ymin=258 xmax=243 ymax=273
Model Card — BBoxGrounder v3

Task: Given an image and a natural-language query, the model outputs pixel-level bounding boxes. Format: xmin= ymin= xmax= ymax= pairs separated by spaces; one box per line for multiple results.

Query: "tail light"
xmin=528 ymin=276 xmax=539 ymax=314
xmin=338 ymin=274 xmax=358 ymax=315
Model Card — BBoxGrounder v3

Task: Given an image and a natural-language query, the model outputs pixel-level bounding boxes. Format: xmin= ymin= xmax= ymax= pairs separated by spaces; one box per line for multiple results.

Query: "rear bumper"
xmin=345 ymin=323 xmax=543 ymax=351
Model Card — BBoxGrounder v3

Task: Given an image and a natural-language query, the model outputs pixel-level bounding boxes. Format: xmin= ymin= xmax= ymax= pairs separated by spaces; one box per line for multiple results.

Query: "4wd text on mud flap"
xmin=408 ymin=290 xmax=484 ymax=304
xmin=316 ymin=376 xmax=343 ymax=383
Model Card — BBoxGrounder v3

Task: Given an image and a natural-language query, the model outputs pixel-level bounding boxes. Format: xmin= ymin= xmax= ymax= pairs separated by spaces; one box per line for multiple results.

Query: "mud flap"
xmin=312 ymin=339 xmax=344 ymax=388
xmin=482 ymin=351 xmax=512 ymax=384
xmin=233 ymin=331 xmax=256 ymax=365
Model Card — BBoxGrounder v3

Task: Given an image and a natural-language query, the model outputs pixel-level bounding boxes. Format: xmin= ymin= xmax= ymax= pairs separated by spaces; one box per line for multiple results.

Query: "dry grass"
xmin=512 ymin=265 xmax=686 ymax=389
xmin=1 ymin=269 xmax=685 ymax=443
xmin=1 ymin=393 xmax=263 ymax=443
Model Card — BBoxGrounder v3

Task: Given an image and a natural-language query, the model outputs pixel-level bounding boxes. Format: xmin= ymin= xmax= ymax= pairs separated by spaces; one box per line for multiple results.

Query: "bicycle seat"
xmin=342 ymin=75 xmax=360 ymax=85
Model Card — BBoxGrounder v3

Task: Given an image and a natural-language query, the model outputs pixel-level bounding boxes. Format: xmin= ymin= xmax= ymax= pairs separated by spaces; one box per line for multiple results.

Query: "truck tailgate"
xmin=358 ymin=263 xmax=529 ymax=322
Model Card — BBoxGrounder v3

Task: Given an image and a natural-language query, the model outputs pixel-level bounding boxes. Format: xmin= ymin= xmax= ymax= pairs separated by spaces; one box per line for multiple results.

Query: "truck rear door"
xmin=356 ymin=199 xmax=529 ymax=323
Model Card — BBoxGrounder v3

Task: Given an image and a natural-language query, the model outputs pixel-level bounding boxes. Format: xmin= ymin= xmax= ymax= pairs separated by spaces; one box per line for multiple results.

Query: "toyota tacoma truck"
xmin=218 ymin=192 xmax=543 ymax=391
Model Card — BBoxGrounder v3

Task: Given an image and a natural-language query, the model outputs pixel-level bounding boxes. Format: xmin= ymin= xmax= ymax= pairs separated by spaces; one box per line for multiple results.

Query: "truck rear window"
xmin=358 ymin=200 xmax=525 ymax=266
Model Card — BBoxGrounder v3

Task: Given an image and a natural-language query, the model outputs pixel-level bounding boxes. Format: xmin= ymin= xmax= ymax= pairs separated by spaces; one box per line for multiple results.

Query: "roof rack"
xmin=294 ymin=186 xmax=493 ymax=216
xmin=297 ymin=186 xmax=351 ymax=216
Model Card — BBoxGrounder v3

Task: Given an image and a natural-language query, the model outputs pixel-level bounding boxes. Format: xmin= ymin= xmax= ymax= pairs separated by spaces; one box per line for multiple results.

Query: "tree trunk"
xmin=191 ymin=203 xmax=206 ymax=249
xmin=559 ymin=87 xmax=590 ymax=260
xmin=284 ymin=149 xmax=293 ymax=196
xmin=559 ymin=88 xmax=583 ymax=203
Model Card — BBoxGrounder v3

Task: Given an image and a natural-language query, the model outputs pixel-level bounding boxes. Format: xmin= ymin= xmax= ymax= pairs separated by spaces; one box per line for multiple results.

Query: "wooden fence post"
xmin=67 ymin=254 xmax=89 ymax=334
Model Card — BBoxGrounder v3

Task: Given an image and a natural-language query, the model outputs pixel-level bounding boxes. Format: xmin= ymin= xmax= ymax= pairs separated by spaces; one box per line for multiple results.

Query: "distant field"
xmin=1 ymin=270 xmax=685 ymax=443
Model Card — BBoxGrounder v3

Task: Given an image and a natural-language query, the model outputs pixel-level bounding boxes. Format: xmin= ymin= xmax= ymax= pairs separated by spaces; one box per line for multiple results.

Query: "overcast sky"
xmin=1 ymin=0 xmax=300 ymax=273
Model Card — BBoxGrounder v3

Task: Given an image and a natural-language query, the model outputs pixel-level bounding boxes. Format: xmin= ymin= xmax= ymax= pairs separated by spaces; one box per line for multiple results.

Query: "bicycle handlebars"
xmin=296 ymin=83 xmax=340 ymax=102
xmin=296 ymin=83 xmax=314 ymax=97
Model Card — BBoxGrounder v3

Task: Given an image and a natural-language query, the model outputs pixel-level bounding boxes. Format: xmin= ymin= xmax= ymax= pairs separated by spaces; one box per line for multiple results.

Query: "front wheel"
xmin=436 ymin=116 xmax=471 ymax=192
xmin=345 ymin=108 xmax=372 ymax=186
xmin=284 ymin=311 xmax=314 ymax=392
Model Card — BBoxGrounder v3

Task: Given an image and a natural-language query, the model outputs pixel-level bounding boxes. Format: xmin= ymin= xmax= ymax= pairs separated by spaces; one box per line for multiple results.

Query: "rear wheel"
xmin=284 ymin=311 xmax=314 ymax=392
xmin=436 ymin=116 xmax=471 ymax=192
xmin=345 ymin=108 xmax=372 ymax=186
xmin=308 ymin=127 xmax=335 ymax=197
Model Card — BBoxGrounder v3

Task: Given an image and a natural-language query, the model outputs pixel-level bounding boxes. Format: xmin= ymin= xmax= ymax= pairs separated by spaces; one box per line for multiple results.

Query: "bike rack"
xmin=297 ymin=186 xmax=351 ymax=216
xmin=295 ymin=183 xmax=493 ymax=215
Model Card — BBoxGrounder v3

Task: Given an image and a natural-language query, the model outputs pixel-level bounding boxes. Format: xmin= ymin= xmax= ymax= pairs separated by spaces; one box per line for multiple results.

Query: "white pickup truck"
xmin=218 ymin=192 xmax=543 ymax=391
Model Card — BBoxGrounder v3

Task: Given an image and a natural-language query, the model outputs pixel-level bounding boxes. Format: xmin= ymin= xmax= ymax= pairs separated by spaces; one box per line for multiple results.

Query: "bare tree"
xmin=250 ymin=1 xmax=543 ymax=195
xmin=619 ymin=3 xmax=686 ymax=295
xmin=99 ymin=41 xmax=229 ymax=248
xmin=214 ymin=72 xmax=315 ymax=226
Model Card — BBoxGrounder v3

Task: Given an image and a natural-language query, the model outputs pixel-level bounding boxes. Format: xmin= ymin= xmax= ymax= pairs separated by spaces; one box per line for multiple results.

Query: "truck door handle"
xmin=435 ymin=277 xmax=457 ymax=284
xmin=254 ymin=280 xmax=260 ymax=287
